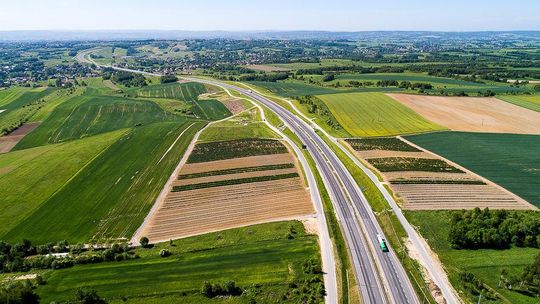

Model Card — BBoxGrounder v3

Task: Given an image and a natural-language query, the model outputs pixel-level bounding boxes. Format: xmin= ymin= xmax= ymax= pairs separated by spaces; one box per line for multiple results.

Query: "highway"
xmin=75 ymin=50 xmax=420 ymax=303
xmin=189 ymin=78 xmax=420 ymax=304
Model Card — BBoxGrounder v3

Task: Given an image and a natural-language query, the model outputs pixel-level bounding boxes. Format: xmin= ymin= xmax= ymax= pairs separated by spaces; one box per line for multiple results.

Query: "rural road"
xmin=76 ymin=50 xmax=419 ymax=304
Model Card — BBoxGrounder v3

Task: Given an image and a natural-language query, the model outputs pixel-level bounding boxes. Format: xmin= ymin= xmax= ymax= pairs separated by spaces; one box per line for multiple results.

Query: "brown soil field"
xmin=0 ymin=123 xmax=39 ymax=154
xmin=181 ymin=153 xmax=294 ymax=175
xmin=388 ymin=93 xmax=540 ymax=134
xmin=347 ymin=136 xmax=533 ymax=210
xmin=140 ymin=150 xmax=313 ymax=242
xmin=198 ymin=92 xmax=245 ymax=114
xmin=244 ymin=64 xmax=291 ymax=72
xmin=174 ymin=167 xmax=297 ymax=186
xmin=143 ymin=178 xmax=313 ymax=242
xmin=392 ymin=184 xmax=533 ymax=210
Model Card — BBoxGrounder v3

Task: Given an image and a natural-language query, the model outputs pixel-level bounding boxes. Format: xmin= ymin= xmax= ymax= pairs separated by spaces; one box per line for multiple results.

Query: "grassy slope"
xmin=318 ymin=92 xmax=444 ymax=137
xmin=15 ymin=93 xmax=179 ymax=149
xmin=4 ymin=121 xmax=205 ymax=243
xmin=406 ymin=132 xmax=540 ymax=207
xmin=193 ymin=99 xmax=232 ymax=120
xmin=0 ymin=130 xmax=126 ymax=237
xmin=132 ymin=82 xmax=206 ymax=102
xmin=0 ymin=87 xmax=28 ymax=107
xmin=199 ymin=108 xmax=278 ymax=142
xmin=406 ymin=211 xmax=538 ymax=304
xmin=498 ymin=95 xmax=540 ymax=112
xmin=37 ymin=221 xmax=320 ymax=304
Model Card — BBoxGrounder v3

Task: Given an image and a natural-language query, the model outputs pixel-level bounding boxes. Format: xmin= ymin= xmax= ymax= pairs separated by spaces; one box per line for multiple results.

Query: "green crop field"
xmin=498 ymin=95 xmax=540 ymax=112
xmin=406 ymin=132 xmax=540 ymax=207
xmin=318 ymin=92 xmax=445 ymax=137
xmin=335 ymin=73 xmax=488 ymax=87
xmin=0 ymin=87 xmax=29 ymax=107
xmin=0 ymin=130 xmax=126 ymax=238
xmin=406 ymin=211 xmax=538 ymax=304
xmin=132 ymin=82 xmax=206 ymax=101
xmin=3 ymin=121 xmax=205 ymax=244
xmin=192 ymin=99 xmax=232 ymax=120
xmin=15 ymin=94 xmax=180 ymax=149
xmin=36 ymin=221 xmax=322 ymax=304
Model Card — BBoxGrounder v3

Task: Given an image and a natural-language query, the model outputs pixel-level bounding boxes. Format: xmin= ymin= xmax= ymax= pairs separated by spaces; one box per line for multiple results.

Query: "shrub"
xmin=139 ymin=237 xmax=149 ymax=248
xmin=159 ymin=249 xmax=171 ymax=257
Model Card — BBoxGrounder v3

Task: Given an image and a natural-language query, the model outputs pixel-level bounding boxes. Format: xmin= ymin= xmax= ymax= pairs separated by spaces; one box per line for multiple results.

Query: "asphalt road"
xmin=190 ymin=78 xmax=420 ymax=304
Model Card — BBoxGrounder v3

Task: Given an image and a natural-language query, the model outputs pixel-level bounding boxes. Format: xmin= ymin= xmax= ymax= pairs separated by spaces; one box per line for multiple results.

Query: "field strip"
xmin=398 ymin=136 xmax=535 ymax=209
xmin=131 ymin=104 xmax=252 ymax=244
xmin=157 ymin=123 xmax=195 ymax=164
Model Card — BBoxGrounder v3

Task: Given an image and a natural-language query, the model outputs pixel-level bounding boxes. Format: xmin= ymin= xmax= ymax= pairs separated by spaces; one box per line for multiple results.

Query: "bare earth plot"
xmin=388 ymin=93 xmax=540 ymax=134
xmin=0 ymin=123 xmax=39 ymax=153
xmin=244 ymin=64 xmax=291 ymax=72
xmin=344 ymin=138 xmax=533 ymax=210
xmin=140 ymin=141 xmax=314 ymax=242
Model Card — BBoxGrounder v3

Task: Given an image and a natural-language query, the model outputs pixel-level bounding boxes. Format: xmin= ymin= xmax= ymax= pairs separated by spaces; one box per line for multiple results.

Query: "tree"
xmin=139 ymin=237 xmax=149 ymax=248
xmin=521 ymin=253 xmax=540 ymax=290
xmin=75 ymin=288 xmax=108 ymax=304
xmin=322 ymin=74 xmax=335 ymax=82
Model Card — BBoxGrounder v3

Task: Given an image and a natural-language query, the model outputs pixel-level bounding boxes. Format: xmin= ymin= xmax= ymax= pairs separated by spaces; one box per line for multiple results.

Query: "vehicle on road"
xmin=377 ymin=234 xmax=389 ymax=252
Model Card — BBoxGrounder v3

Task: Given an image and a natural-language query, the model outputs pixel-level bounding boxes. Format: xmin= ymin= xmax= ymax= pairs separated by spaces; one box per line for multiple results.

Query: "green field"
xmin=249 ymin=81 xmax=340 ymax=97
xmin=0 ymin=87 xmax=29 ymax=107
xmin=188 ymin=138 xmax=287 ymax=163
xmin=132 ymin=82 xmax=206 ymax=101
xmin=199 ymin=108 xmax=278 ymax=142
xmin=3 ymin=121 xmax=205 ymax=244
xmin=406 ymin=211 xmax=538 ymax=304
xmin=15 ymin=94 xmax=179 ymax=149
xmin=335 ymin=73 xmax=488 ymax=87
xmin=318 ymin=92 xmax=445 ymax=137
xmin=406 ymin=132 xmax=540 ymax=207
xmin=0 ymin=130 xmax=126 ymax=237
xmin=36 ymin=221 xmax=322 ymax=304
xmin=192 ymin=99 xmax=232 ymax=120
xmin=498 ymin=95 xmax=540 ymax=112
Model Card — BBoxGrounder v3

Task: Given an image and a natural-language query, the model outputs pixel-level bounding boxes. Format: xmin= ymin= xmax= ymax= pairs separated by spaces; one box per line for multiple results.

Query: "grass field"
xmin=37 ymin=221 xmax=322 ymax=304
xmin=192 ymin=99 xmax=232 ymax=120
xmin=498 ymin=95 xmax=540 ymax=112
xmin=406 ymin=211 xmax=538 ymax=304
xmin=14 ymin=94 xmax=180 ymax=149
xmin=132 ymin=82 xmax=206 ymax=102
xmin=318 ymin=92 xmax=445 ymax=137
xmin=406 ymin=132 xmax=540 ymax=207
xmin=249 ymin=81 xmax=340 ymax=97
xmin=199 ymin=108 xmax=278 ymax=142
xmin=3 ymin=121 xmax=205 ymax=244
xmin=335 ymin=73 xmax=489 ymax=87
xmin=0 ymin=130 xmax=126 ymax=238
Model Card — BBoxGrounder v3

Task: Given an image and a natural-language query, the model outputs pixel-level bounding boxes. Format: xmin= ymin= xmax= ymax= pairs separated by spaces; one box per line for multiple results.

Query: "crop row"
xmin=345 ymin=137 xmax=420 ymax=152
xmin=171 ymin=173 xmax=299 ymax=192
xmin=178 ymin=163 xmax=295 ymax=179
xmin=390 ymin=180 xmax=485 ymax=185
xmin=368 ymin=157 xmax=463 ymax=173
xmin=187 ymin=138 xmax=288 ymax=163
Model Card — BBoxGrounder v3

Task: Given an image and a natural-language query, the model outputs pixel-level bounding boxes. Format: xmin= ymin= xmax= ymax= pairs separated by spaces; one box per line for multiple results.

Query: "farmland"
xmin=344 ymin=137 xmax=532 ymax=210
xmin=36 ymin=221 xmax=323 ymax=304
xmin=498 ymin=95 xmax=540 ymax=112
xmin=188 ymin=138 xmax=288 ymax=163
xmin=406 ymin=210 xmax=539 ymax=304
xmin=248 ymin=81 xmax=340 ymax=97
xmin=318 ymin=92 xmax=444 ymax=137
xmin=406 ymin=132 xmax=540 ymax=207
xmin=15 ymin=94 xmax=181 ymax=149
xmin=131 ymin=82 xmax=206 ymax=101
xmin=192 ymin=99 xmax=232 ymax=120
xmin=3 ymin=121 xmax=205 ymax=244
xmin=0 ymin=130 xmax=126 ymax=237
xmin=140 ymin=138 xmax=313 ymax=242
xmin=389 ymin=94 xmax=540 ymax=134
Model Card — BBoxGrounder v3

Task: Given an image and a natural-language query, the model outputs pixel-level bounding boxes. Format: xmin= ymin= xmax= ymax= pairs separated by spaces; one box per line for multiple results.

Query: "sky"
xmin=1 ymin=0 xmax=539 ymax=32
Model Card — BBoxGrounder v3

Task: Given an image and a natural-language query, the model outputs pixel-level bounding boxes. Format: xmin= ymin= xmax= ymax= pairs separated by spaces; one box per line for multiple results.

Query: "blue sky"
xmin=1 ymin=0 xmax=539 ymax=31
